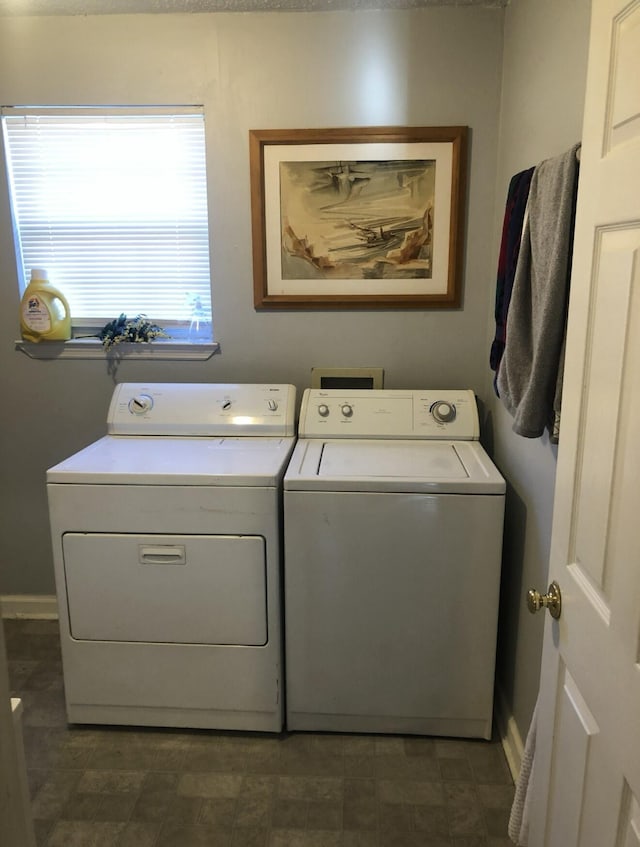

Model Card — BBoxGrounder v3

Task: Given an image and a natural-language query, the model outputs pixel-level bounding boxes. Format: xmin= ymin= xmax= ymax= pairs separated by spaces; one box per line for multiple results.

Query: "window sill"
xmin=15 ymin=338 xmax=220 ymax=361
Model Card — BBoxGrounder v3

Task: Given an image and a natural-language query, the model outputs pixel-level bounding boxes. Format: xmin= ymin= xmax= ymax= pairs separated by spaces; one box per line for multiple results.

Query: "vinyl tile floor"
xmin=4 ymin=618 xmax=515 ymax=847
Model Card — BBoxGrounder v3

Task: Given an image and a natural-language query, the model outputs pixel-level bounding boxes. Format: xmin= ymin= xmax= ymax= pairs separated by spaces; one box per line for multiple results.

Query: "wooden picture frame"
xmin=249 ymin=126 xmax=468 ymax=310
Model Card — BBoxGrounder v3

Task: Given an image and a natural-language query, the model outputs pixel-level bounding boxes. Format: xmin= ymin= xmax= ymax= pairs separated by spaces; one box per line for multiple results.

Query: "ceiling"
xmin=0 ymin=0 xmax=507 ymax=15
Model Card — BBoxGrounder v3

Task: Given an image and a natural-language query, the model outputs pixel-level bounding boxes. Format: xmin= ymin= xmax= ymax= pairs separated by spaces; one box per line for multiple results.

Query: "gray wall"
xmin=0 ymin=2 xmax=593 ymax=750
xmin=0 ymin=8 xmax=504 ymax=595
xmin=488 ymin=0 xmax=592 ymax=741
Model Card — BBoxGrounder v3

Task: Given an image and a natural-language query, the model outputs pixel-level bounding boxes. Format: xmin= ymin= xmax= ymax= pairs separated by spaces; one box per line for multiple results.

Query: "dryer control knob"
xmin=431 ymin=401 xmax=456 ymax=423
xmin=268 ymin=400 xmax=278 ymax=411
xmin=341 ymin=404 xmax=354 ymax=418
xmin=318 ymin=404 xmax=330 ymax=417
xmin=128 ymin=394 xmax=153 ymax=415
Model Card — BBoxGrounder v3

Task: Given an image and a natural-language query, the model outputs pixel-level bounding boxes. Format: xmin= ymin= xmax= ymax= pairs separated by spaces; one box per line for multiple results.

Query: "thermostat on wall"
xmin=310 ymin=368 xmax=384 ymax=390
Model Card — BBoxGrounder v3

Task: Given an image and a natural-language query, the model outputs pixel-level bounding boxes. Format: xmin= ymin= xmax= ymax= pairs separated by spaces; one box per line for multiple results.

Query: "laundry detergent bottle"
xmin=20 ymin=268 xmax=72 ymax=342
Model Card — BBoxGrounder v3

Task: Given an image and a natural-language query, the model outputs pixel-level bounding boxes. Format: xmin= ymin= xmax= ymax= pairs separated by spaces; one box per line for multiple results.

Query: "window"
xmin=2 ymin=106 xmax=213 ymax=345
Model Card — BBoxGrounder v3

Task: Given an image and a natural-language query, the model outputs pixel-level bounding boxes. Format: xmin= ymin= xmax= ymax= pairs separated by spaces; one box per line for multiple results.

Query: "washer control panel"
xmin=299 ymin=389 xmax=479 ymax=440
xmin=108 ymin=383 xmax=296 ymax=436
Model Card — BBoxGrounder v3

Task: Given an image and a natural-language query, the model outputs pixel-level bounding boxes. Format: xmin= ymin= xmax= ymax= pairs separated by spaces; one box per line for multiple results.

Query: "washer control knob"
xmin=318 ymin=404 xmax=330 ymax=417
xmin=431 ymin=401 xmax=456 ymax=423
xmin=341 ymin=404 xmax=354 ymax=418
xmin=222 ymin=400 xmax=232 ymax=410
xmin=128 ymin=394 xmax=153 ymax=415
xmin=268 ymin=399 xmax=278 ymax=411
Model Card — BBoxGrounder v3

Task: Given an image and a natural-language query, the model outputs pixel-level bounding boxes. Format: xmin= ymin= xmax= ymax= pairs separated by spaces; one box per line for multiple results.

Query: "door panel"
xmin=572 ymin=229 xmax=639 ymax=596
xmin=616 ymin=786 xmax=640 ymax=847
xmin=531 ymin=0 xmax=640 ymax=843
xmin=607 ymin=3 xmax=640 ymax=150
xmin=545 ymin=668 xmax=598 ymax=847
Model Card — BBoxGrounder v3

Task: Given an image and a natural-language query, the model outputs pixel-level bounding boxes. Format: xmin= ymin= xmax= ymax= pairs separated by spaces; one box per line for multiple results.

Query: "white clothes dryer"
xmin=284 ymin=388 xmax=505 ymax=739
xmin=47 ymin=383 xmax=296 ymax=732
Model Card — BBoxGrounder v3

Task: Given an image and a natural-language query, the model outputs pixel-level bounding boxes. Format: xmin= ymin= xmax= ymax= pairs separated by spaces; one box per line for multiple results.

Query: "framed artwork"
xmin=249 ymin=126 xmax=468 ymax=310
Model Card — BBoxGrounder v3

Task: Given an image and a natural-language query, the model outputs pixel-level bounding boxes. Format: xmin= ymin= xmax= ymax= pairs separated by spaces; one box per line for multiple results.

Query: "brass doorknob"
xmin=527 ymin=581 xmax=562 ymax=619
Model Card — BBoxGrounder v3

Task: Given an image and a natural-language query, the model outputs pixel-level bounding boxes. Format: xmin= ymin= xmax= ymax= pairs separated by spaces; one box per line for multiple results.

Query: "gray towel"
xmin=497 ymin=144 xmax=580 ymax=439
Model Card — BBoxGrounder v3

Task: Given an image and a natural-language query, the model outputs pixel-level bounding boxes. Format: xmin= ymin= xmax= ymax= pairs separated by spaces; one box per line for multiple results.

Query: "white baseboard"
xmin=0 ymin=595 xmax=58 ymax=620
xmin=495 ymin=683 xmax=524 ymax=783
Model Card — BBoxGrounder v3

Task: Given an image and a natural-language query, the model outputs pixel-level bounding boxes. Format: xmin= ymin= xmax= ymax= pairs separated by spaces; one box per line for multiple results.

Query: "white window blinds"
xmin=1 ymin=107 xmax=212 ymax=336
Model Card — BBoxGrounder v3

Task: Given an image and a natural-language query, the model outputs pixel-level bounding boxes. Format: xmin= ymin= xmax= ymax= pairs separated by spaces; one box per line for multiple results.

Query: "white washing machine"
xmin=47 ymin=382 xmax=296 ymax=732
xmin=284 ymin=388 xmax=505 ymax=739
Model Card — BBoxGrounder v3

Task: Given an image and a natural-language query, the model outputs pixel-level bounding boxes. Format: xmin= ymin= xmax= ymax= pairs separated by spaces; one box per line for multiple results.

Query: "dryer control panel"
xmin=107 ymin=383 xmax=296 ymax=436
xmin=298 ymin=389 xmax=479 ymax=440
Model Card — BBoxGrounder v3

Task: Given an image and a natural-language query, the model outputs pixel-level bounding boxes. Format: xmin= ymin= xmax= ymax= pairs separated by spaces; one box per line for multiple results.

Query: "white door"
xmin=530 ymin=0 xmax=640 ymax=844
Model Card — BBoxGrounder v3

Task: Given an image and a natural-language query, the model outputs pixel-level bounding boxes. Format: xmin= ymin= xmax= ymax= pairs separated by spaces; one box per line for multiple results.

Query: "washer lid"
xmin=319 ymin=442 xmax=468 ymax=479
xmin=284 ymin=439 xmax=505 ymax=494
xmin=47 ymin=435 xmax=297 ymax=486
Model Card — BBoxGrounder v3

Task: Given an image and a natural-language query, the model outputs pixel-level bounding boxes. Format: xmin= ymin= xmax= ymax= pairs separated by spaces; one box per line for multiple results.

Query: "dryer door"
xmin=62 ymin=533 xmax=267 ymax=645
